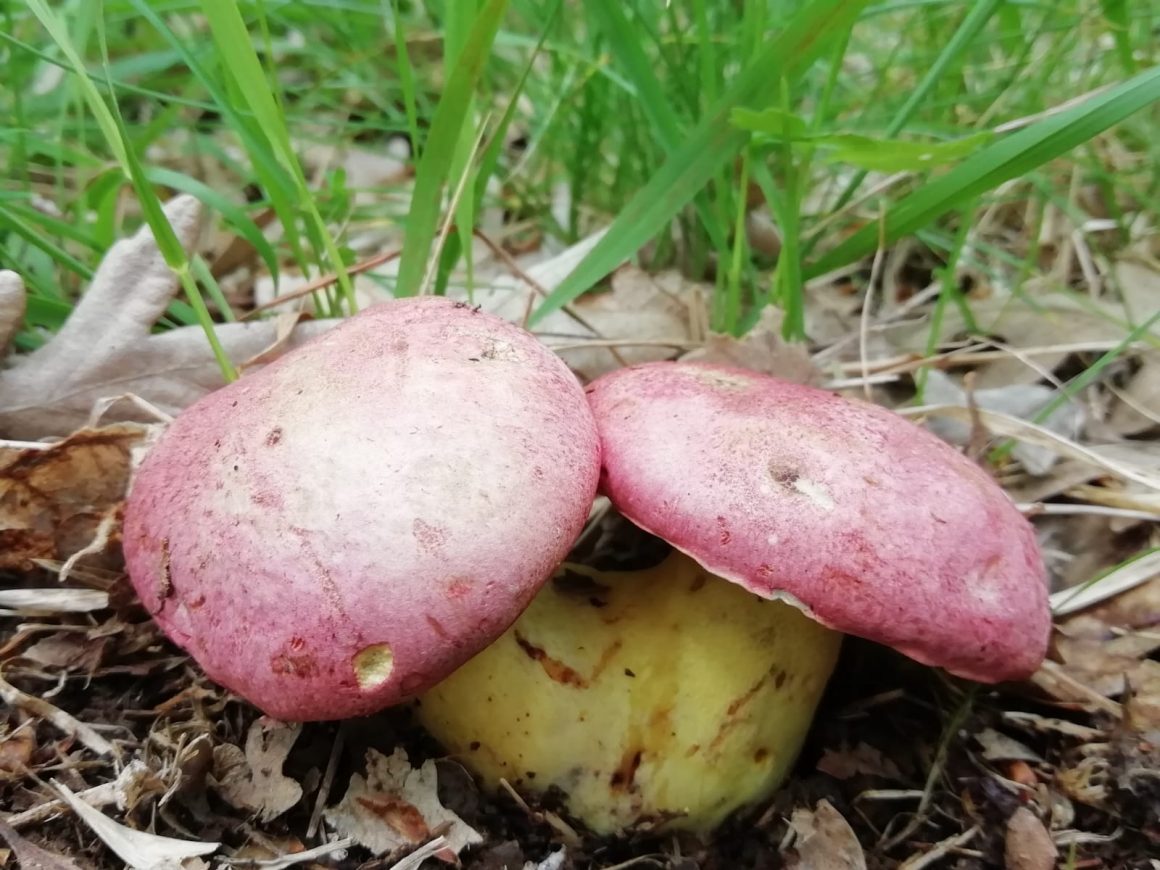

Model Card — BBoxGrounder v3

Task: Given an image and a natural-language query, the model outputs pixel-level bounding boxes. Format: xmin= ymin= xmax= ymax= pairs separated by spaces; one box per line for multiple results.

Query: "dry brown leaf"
xmin=0 ymin=816 xmax=83 ymax=870
xmin=681 ymin=305 xmax=821 ymax=386
xmin=210 ymin=718 xmax=303 ymax=823
xmin=1004 ymin=807 xmax=1057 ymax=870
xmin=554 ymin=264 xmax=700 ymax=380
xmin=323 ymin=747 xmax=481 ymax=859
xmin=816 ymin=742 xmax=902 ymax=780
xmin=0 ymin=422 xmax=149 ymax=571
xmin=0 ymin=726 xmax=35 ymax=773
xmin=787 ymin=799 xmax=866 ymax=870
xmin=0 ymin=195 xmax=335 ymax=440
xmin=1045 ymin=569 xmax=1160 ymax=725
xmin=19 ymin=633 xmax=108 ymax=674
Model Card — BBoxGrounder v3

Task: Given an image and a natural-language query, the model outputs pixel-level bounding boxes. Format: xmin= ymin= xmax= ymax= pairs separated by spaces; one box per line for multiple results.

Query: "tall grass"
xmin=0 ymin=0 xmax=1156 ymax=356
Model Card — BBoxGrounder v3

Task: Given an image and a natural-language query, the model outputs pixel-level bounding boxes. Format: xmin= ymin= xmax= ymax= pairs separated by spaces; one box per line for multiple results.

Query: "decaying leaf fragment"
xmin=681 ymin=305 xmax=821 ymax=386
xmin=0 ymin=422 xmax=150 ymax=571
xmin=0 ymin=194 xmax=334 ymax=441
xmin=921 ymin=369 xmax=1085 ymax=475
xmin=787 ymin=799 xmax=867 ymax=870
xmin=324 ymin=747 xmax=482 ymax=859
xmin=1004 ymin=807 xmax=1057 ymax=870
xmin=0 ymin=815 xmax=83 ymax=870
xmin=210 ymin=718 xmax=303 ymax=823
xmin=53 ymin=780 xmax=219 ymax=870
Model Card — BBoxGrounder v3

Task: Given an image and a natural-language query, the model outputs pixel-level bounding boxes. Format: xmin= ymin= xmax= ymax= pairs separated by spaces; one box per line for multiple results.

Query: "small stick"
xmin=0 ymin=670 xmax=116 ymax=757
xmin=306 ymin=723 xmax=346 ymax=840
xmin=898 ymin=826 xmax=979 ymax=870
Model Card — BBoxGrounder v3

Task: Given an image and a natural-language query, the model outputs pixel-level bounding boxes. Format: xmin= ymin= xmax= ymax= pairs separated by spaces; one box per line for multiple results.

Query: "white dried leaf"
xmin=0 ymin=270 xmax=25 ymax=354
xmin=524 ymin=849 xmax=566 ymax=870
xmin=921 ymin=369 xmax=1086 ymax=475
xmin=973 ymin=728 xmax=1044 ymax=763
xmin=53 ymin=780 xmax=219 ymax=870
xmin=324 ymin=747 xmax=481 ymax=859
xmin=788 ymin=799 xmax=866 ymax=870
xmin=211 ymin=719 xmax=303 ymax=823
xmin=0 ymin=589 xmax=109 ymax=613
xmin=881 ymin=294 xmax=1129 ymax=389
xmin=0 ymin=195 xmax=336 ymax=440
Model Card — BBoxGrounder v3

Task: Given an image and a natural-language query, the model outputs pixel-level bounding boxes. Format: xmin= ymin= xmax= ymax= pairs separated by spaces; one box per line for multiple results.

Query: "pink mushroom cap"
xmin=123 ymin=297 xmax=601 ymax=721
xmin=586 ymin=361 xmax=1051 ymax=683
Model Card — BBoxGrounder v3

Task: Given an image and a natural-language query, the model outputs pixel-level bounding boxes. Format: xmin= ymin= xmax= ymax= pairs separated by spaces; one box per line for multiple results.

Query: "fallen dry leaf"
xmin=555 ymin=264 xmax=699 ymax=380
xmin=0 ymin=422 xmax=149 ymax=571
xmin=973 ymin=728 xmax=1045 ymax=763
xmin=921 ymin=369 xmax=1086 ymax=474
xmin=681 ymin=305 xmax=821 ymax=386
xmin=0 ymin=725 xmax=35 ymax=773
xmin=1004 ymin=807 xmax=1057 ymax=870
xmin=1108 ymin=350 xmax=1160 ymax=436
xmin=816 ymin=742 xmax=902 ymax=780
xmin=0 ymin=815 xmax=83 ymax=870
xmin=0 ymin=195 xmax=334 ymax=440
xmin=210 ymin=718 xmax=304 ymax=823
xmin=18 ymin=633 xmax=108 ymax=674
xmin=323 ymin=747 xmax=481 ymax=859
xmin=53 ymin=779 xmax=220 ymax=869
xmin=879 ymin=293 xmax=1132 ymax=389
xmin=787 ymin=799 xmax=867 ymax=870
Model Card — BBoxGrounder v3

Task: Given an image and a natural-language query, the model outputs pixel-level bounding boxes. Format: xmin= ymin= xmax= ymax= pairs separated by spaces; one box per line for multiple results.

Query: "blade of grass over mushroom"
xmin=528 ymin=0 xmax=873 ymax=328
xmin=804 ymin=65 xmax=1160 ymax=279
xmin=394 ymin=0 xmax=509 ymax=299
xmin=386 ymin=0 xmax=422 ymax=159
xmin=143 ymin=167 xmax=277 ymax=293
xmin=126 ymin=0 xmax=299 ymax=288
xmin=196 ymin=0 xmax=355 ymax=314
xmin=585 ymin=0 xmax=729 ymax=256
xmin=24 ymin=0 xmax=236 ymax=382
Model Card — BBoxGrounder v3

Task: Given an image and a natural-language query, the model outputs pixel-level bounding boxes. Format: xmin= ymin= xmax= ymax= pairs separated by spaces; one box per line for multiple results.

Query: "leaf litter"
xmin=1 ymin=192 xmax=1159 ymax=868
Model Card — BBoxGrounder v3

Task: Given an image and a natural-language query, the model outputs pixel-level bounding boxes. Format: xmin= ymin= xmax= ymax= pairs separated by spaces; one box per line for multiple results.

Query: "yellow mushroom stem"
xmin=414 ymin=549 xmax=843 ymax=836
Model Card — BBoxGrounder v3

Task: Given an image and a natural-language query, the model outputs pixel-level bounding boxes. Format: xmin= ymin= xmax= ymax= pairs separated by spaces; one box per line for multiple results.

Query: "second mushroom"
xmin=415 ymin=360 xmax=1052 ymax=835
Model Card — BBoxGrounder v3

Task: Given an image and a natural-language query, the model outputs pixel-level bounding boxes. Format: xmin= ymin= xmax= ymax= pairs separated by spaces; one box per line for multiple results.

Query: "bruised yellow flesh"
xmin=414 ymin=550 xmax=843 ymax=835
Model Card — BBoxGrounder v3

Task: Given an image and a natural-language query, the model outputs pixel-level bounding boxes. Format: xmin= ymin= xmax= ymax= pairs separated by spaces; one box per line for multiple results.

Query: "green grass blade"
xmin=805 ymin=65 xmax=1160 ymax=278
xmin=145 ymin=167 xmax=280 ymax=283
xmin=821 ymin=0 xmax=1003 ymax=220
xmin=197 ymin=0 xmax=356 ymax=312
xmin=529 ymin=0 xmax=873 ymax=326
xmin=394 ymin=0 xmax=509 ymax=298
xmin=386 ymin=0 xmax=422 ymax=159
xmin=587 ymin=0 xmax=730 ymax=256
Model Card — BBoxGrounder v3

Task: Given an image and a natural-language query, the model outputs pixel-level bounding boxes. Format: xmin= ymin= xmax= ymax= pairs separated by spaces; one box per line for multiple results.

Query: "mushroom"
xmin=414 ymin=360 xmax=1052 ymax=835
xmin=121 ymin=297 xmax=602 ymax=721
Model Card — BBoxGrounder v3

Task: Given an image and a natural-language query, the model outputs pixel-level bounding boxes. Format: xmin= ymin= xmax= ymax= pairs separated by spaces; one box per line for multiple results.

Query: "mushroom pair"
xmin=123 ymin=296 xmax=1051 ymax=836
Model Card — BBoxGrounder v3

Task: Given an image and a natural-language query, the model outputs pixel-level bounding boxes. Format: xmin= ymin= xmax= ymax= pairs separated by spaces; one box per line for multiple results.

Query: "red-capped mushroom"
xmin=588 ymin=360 xmax=1051 ymax=683
xmin=415 ymin=359 xmax=1050 ymax=835
xmin=122 ymin=297 xmax=601 ymax=722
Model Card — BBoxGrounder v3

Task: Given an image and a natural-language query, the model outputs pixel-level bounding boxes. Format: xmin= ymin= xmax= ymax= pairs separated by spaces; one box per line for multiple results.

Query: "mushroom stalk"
xmin=415 ymin=550 xmax=842 ymax=835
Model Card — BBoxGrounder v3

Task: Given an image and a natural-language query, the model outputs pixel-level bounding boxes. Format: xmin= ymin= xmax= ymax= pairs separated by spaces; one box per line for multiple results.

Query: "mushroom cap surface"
xmin=586 ymin=361 xmax=1051 ymax=683
xmin=123 ymin=297 xmax=601 ymax=721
